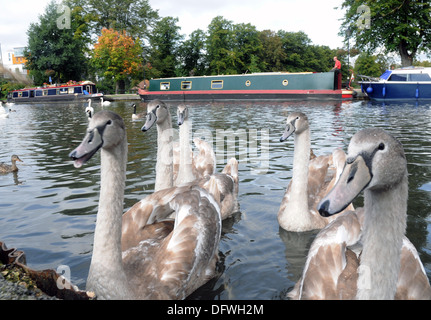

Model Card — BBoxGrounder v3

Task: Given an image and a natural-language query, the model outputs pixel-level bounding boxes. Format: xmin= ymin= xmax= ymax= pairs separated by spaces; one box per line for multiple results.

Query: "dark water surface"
xmin=1 ymin=99 xmax=430 ymax=299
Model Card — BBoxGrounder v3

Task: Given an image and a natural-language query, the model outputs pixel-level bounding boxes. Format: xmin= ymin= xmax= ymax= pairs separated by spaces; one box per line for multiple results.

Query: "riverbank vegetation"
xmin=4 ymin=0 xmax=430 ymax=95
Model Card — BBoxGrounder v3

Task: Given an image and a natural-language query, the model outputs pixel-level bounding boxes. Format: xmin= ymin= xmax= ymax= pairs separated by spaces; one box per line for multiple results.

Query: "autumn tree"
xmin=91 ymin=28 xmax=143 ymax=94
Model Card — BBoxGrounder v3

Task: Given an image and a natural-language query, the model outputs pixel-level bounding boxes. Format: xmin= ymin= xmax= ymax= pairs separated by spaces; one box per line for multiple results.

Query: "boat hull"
xmin=140 ymin=72 xmax=346 ymax=101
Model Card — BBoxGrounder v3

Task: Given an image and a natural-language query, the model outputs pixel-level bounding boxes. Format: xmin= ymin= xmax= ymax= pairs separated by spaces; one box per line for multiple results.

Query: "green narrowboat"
xmin=139 ymin=72 xmax=350 ymax=101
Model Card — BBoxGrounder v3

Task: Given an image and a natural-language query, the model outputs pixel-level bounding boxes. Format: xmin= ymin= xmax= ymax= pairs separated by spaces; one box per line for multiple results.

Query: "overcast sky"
xmin=0 ymin=0 xmax=346 ymax=62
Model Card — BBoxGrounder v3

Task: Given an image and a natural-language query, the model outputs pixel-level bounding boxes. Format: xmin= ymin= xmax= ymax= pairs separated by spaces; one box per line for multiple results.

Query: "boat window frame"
xmin=181 ymin=81 xmax=192 ymax=90
xmin=211 ymin=80 xmax=224 ymax=90
xmin=160 ymin=82 xmax=171 ymax=90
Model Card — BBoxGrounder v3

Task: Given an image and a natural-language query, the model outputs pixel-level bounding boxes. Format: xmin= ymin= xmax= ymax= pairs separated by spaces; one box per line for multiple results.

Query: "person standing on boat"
xmin=331 ymin=56 xmax=341 ymax=90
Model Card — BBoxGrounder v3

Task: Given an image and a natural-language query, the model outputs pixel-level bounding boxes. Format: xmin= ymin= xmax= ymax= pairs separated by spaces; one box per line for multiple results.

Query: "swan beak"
xmin=318 ymin=154 xmax=372 ymax=217
xmin=69 ymin=128 xmax=103 ymax=168
xmin=280 ymin=123 xmax=295 ymax=142
xmin=141 ymin=110 xmax=157 ymax=132
xmin=177 ymin=110 xmax=185 ymax=126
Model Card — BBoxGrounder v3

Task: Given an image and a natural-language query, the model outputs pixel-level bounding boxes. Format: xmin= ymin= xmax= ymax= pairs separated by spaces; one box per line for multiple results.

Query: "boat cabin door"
xmin=86 ymin=85 xmax=92 ymax=94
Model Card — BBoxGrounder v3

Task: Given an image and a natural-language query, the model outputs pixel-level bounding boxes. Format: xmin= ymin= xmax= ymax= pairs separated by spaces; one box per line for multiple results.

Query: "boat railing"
xmin=357 ymin=74 xmax=382 ymax=82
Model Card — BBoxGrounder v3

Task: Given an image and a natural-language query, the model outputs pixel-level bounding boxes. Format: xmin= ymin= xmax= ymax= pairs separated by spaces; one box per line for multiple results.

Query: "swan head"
xmin=177 ymin=104 xmax=188 ymax=125
xmin=280 ymin=112 xmax=309 ymax=142
xmin=69 ymin=110 xmax=125 ymax=168
xmin=318 ymin=128 xmax=406 ymax=217
xmin=141 ymin=100 xmax=167 ymax=132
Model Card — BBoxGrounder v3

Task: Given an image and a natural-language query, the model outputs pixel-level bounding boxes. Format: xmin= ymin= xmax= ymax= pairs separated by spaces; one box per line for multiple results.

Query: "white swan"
xmin=289 ymin=128 xmax=431 ymax=300
xmin=0 ymin=155 xmax=23 ymax=173
xmin=278 ymin=112 xmax=353 ymax=232
xmin=100 ymin=97 xmax=111 ymax=106
xmin=131 ymin=103 xmax=145 ymax=120
xmin=69 ymin=110 xmax=222 ymax=299
xmin=142 ymin=100 xmax=239 ymax=219
xmin=85 ymin=99 xmax=94 ymax=120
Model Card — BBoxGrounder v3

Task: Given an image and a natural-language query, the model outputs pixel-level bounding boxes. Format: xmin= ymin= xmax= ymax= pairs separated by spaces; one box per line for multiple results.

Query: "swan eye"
xmin=378 ymin=143 xmax=385 ymax=151
xmin=106 ymin=120 xmax=112 ymax=126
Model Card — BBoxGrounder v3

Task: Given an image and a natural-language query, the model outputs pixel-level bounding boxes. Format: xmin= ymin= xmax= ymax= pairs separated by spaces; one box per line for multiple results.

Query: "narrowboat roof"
xmin=150 ymin=72 xmax=314 ymax=81
xmin=10 ymin=81 xmax=96 ymax=92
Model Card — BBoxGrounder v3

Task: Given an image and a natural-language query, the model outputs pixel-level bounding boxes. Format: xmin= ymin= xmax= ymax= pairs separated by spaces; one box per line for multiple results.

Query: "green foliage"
xmin=86 ymin=0 xmax=158 ymax=41
xmin=24 ymin=0 xmax=347 ymax=90
xmin=25 ymin=0 xmax=90 ymax=85
xmin=147 ymin=17 xmax=183 ymax=79
xmin=340 ymin=0 xmax=431 ymax=66
xmin=0 ymin=80 xmax=25 ymax=100
xmin=354 ymin=52 xmax=387 ymax=78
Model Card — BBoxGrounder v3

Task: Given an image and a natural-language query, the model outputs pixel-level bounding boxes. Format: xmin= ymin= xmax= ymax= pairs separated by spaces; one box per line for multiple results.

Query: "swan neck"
xmin=278 ymin=129 xmax=311 ymax=231
xmin=176 ymin=117 xmax=195 ymax=184
xmin=356 ymin=176 xmax=408 ymax=300
xmin=88 ymin=139 xmax=132 ymax=299
xmin=155 ymin=113 xmax=174 ymax=191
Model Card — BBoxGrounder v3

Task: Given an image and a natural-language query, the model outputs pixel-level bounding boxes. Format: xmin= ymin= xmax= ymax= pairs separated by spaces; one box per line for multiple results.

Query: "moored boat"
xmin=358 ymin=67 xmax=431 ymax=101
xmin=7 ymin=81 xmax=103 ymax=104
xmin=139 ymin=72 xmax=349 ymax=101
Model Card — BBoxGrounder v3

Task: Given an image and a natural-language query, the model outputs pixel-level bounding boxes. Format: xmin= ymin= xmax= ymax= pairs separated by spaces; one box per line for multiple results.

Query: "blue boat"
xmin=359 ymin=67 xmax=431 ymax=101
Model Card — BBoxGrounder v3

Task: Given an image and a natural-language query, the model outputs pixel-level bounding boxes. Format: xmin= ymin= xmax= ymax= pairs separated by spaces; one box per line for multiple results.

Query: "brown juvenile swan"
xmin=176 ymin=104 xmax=216 ymax=185
xmin=142 ymin=100 xmax=239 ymax=219
xmin=278 ymin=112 xmax=353 ymax=232
xmin=69 ymin=110 xmax=222 ymax=299
xmin=289 ymin=128 xmax=431 ymax=300
xmin=0 ymin=155 xmax=23 ymax=173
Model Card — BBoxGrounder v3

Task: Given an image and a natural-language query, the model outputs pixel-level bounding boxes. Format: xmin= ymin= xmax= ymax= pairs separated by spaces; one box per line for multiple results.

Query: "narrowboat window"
xmin=59 ymin=88 xmax=68 ymax=94
xmin=388 ymin=74 xmax=407 ymax=81
xmin=48 ymin=89 xmax=56 ymax=95
xmin=211 ymin=80 xmax=223 ymax=89
xmin=13 ymin=92 xmax=18 ymax=98
xmin=36 ymin=90 xmax=43 ymax=96
xmin=68 ymin=87 xmax=75 ymax=94
xmin=282 ymin=79 xmax=289 ymax=86
xmin=22 ymin=91 xmax=28 ymax=98
xmin=75 ymin=87 xmax=82 ymax=94
xmin=43 ymin=90 xmax=48 ymax=96
xmin=245 ymin=80 xmax=251 ymax=87
xmin=409 ymin=73 xmax=431 ymax=81
xmin=181 ymin=81 xmax=192 ymax=90
xmin=160 ymin=82 xmax=170 ymax=90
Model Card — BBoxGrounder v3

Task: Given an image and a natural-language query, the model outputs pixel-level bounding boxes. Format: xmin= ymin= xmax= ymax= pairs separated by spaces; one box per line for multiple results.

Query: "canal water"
xmin=0 ymin=99 xmax=430 ymax=300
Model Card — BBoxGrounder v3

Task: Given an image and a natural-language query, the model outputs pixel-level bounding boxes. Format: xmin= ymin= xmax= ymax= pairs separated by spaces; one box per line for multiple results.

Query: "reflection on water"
xmin=0 ymin=99 xmax=430 ymax=299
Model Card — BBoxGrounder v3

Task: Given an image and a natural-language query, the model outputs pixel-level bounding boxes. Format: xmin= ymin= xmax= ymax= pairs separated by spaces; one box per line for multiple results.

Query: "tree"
xmin=340 ymin=0 xmax=431 ymax=67
xmin=91 ymin=28 xmax=143 ymax=93
xmin=258 ymin=30 xmax=286 ymax=72
xmin=177 ymin=29 xmax=207 ymax=76
xmin=25 ymin=0 xmax=90 ymax=84
xmin=354 ymin=52 xmax=388 ymax=78
xmin=232 ymin=23 xmax=263 ymax=73
xmin=205 ymin=16 xmax=237 ymax=75
xmin=147 ymin=17 xmax=183 ymax=78
xmin=87 ymin=0 xmax=158 ymax=41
